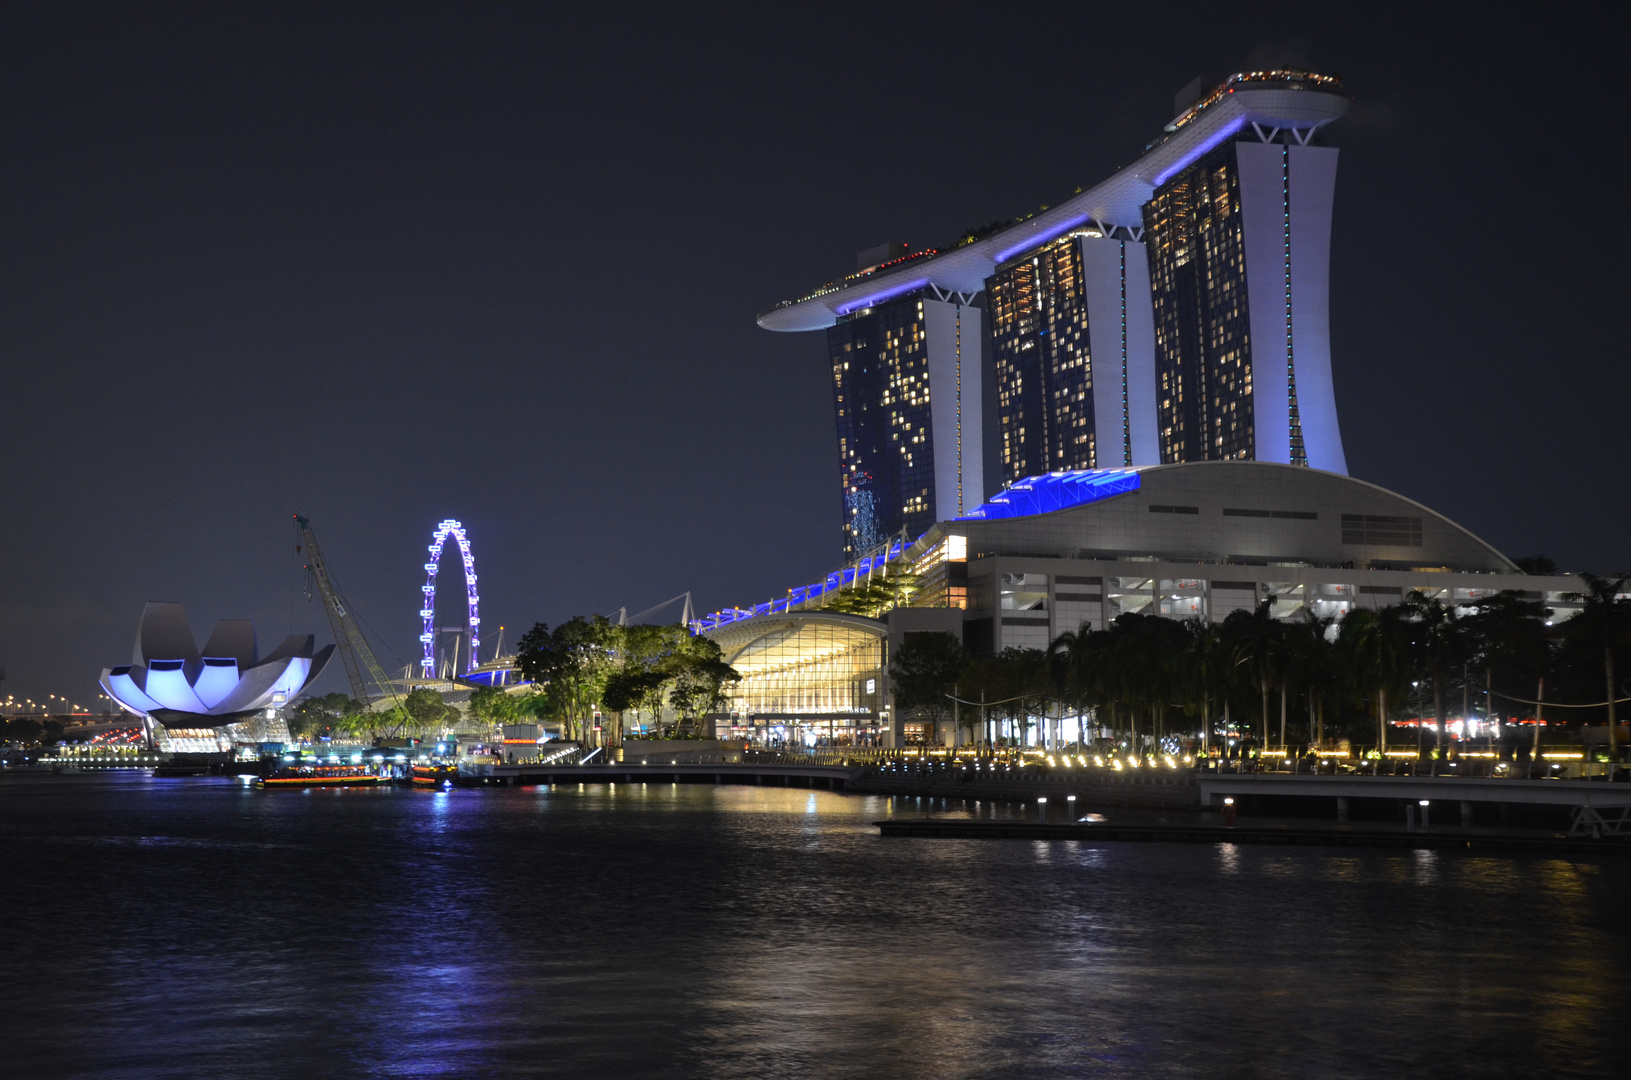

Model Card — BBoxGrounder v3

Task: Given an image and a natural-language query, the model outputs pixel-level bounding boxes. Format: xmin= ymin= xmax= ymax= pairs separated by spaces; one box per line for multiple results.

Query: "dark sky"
xmin=3 ymin=2 xmax=1626 ymax=706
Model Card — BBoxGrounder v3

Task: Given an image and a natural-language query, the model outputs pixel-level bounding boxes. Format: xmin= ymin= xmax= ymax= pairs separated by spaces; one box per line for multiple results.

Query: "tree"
xmin=1401 ymin=591 xmax=1467 ymax=770
xmin=1461 ymin=591 xmax=1552 ymax=733
xmin=1561 ymin=572 xmax=1631 ymax=757
xmin=515 ymin=616 xmax=618 ymax=740
xmin=289 ymin=692 xmax=362 ymax=740
xmin=4 ymin=717 xmax=43 ymax=744
xmin=1222 ymin=602 xmax=1285 ymax=748
xmin=1049 ymin=624 xmax=1109 ymax=748
xmin=1337 ymin=606 xmax=1410 ymax=756
xmin=889 ymin=631 xmax=969 ymax=748
xmin=664 ymin=636 xmax=740 ymax=731
xmin=602 ymin=668 xmax=665 ymax=737
xmin=401 ymin=687 xmax=457 ymax=736
xmin=1283 ymin=613 xmax=1338 ymax=747
xmin=40 ymin=718 xmax=64 ymax=745
xmin=613 ymin=623 xmax=696 ymax=737
xmin=513 ymin=691 xmax=553 ymax=722
xmin=336 ymin=706 xmax=390 ymax=741
xmin=964 ymin=648 xmax=1049 ymax=748
xmin=468 ymin=686 xmax=516 ymax=729
xmin=1114 ymin=613 xmax=1189 ymax=746
xmin=1175 ymin=619 xmax=1228 ymax=752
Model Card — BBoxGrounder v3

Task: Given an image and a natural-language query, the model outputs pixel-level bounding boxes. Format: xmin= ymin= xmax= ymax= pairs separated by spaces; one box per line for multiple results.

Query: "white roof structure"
xmin=99 ymin=602 xmax=334 ymax=719
xmin=920 ymin=461 xmax=1518 ymax=573
xmin=759 ymin=72 xmax=1350 ymax=333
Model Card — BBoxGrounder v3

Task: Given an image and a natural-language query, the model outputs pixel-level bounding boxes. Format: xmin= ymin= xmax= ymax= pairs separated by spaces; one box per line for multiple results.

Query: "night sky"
xmin=3 ymin=3 xmax=1626 ymax=706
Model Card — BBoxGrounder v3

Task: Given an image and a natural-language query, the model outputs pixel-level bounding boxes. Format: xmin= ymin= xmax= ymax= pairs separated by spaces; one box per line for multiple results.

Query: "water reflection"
xmin=1 ymin=773 xmax=1628 ymax=1079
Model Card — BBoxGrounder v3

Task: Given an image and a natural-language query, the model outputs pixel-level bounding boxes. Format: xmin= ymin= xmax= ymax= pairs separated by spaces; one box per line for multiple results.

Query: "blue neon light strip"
xmin=1153 ymin=115 xmax=1246 ymax=187
xmin=693 ymin=540 xmax=906 ymax=634
xmin=695 ymin=471 xmax=1141 ymax=633
xmin=994 ymin=213 xmax=1093 ymax=264
xmin=834 ymin=278 xmax=930 ymax=316
xmin=957 ymin=469 xmax=1141 ymax=521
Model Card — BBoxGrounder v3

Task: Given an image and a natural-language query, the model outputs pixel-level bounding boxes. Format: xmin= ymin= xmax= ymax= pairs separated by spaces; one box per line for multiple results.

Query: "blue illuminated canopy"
xmin=695 ymin=471 xmax=1142 ymax=633
xmin=958 ymin=469 xmax=1141 ymax=520
xmin=694 ymin=540 xmax=906 ymax=634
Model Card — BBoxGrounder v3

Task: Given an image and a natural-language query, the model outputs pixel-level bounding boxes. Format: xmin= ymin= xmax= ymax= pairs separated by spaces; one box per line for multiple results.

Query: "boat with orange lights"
xmin=411 ymin=764 xmax=458 ymax=788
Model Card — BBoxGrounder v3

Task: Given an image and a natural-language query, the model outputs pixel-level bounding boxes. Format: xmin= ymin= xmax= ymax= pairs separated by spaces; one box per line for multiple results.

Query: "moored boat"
xmin=256 ymin=764 xmax=383 ymax=789
xmin=411 ymin=764 xmax=458 ymax=788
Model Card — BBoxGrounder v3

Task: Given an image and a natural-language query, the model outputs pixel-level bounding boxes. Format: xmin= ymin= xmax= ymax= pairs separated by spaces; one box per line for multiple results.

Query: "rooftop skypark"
xmin=759 ymin=69 xmax=1350 ymax=332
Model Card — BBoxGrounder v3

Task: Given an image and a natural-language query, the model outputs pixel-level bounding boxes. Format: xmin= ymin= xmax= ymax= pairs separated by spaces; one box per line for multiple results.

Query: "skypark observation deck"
xmin=758 ymin=71 xmax=1349 ymax=333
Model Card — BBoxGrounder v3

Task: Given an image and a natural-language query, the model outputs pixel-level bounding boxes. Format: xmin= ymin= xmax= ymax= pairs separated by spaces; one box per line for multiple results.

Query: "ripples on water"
xmin=3 ymin=773 xmax=1628 ymax=1078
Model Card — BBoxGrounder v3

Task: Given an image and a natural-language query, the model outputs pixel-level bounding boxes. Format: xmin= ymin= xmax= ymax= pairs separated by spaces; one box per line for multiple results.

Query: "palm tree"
xmin=1141 ymin=614 xmax=1192 ymax=748
xmin=1563 ymin=572 xmax=1631 ymax=760
xmin=1222 ymin=601 xmax=1284 ymax=751
xmin=1336 ymin=607 xmax=1409 ymax=763
xmin=1284 ymin=612 xmax=1337 ymax=749
xmin=1461 ymin=590 xmax=1551 ymax=744
xmin=1176 ymin=618 xmax=1227 ymax=754
xmin=1108 ymin=614 xmax=1163 ymax=753
xmin=1401 ymin=592 xmax=1467 ymax=773
xmin=1047 ymin=625 xmax=1100 ymax=749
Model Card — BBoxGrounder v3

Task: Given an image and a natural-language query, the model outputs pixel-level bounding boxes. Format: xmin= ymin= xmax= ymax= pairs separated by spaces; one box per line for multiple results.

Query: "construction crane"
xmin=294 ymin=514 xmax=401 ymax=709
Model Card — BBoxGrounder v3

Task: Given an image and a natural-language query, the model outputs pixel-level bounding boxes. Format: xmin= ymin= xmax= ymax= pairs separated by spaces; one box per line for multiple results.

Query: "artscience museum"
xmin=99 ymin=602 xmax=334 ymax=752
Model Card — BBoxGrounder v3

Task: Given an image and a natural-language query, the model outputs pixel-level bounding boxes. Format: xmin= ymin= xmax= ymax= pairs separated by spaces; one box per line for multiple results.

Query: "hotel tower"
xmin=758 ymin=70 xmax=1352 ymax=558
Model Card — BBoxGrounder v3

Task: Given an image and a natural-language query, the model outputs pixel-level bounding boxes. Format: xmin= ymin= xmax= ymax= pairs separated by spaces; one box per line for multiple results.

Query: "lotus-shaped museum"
xmin=99 ymin=602 xmax=334 ymax=719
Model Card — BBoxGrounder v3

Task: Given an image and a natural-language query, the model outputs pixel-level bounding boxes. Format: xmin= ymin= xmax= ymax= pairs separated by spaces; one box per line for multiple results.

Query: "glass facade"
xmin=987 ymin=235 xmax=1099 ymax=488
xmin=827 ymin=293 xmax=937 ymax=560
xmin=1143 ymin=141 xmax=1255 ymax=464
xmin=711 ymin=616 xmax=885 ymax=745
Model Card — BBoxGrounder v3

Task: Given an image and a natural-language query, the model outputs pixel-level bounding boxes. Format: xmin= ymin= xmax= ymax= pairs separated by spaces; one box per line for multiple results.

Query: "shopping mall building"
xmin=698 ymin=462 xmax=1581 ymax=747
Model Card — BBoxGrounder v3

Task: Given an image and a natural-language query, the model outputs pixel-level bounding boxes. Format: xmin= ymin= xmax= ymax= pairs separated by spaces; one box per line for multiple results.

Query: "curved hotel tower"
xmin=760 ymin=70 xmax=1352 ymax=558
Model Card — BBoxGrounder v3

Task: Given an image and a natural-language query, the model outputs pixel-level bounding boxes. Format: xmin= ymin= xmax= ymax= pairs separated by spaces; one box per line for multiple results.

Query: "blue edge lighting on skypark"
xmin=692 ymin=469 xmax=1141 ymax=633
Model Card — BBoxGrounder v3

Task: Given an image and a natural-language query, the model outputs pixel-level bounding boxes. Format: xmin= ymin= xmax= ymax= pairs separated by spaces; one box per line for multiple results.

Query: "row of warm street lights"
xmin=1 ymin=692 xmax=103 ymax=716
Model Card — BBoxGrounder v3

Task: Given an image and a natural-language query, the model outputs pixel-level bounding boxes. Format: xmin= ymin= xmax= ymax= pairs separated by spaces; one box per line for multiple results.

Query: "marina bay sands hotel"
xmin=761 ymin=69 xmax=1351 ymax=559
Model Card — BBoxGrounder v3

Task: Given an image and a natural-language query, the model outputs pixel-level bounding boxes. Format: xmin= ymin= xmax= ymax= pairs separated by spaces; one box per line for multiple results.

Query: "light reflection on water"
xmin=3 ymin=773 xmax=1629 ymax=1079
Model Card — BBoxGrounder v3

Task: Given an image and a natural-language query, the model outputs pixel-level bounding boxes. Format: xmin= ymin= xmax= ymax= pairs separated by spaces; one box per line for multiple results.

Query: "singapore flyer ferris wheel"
xmin=419 ymin=519 xmax=480 ymax=677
